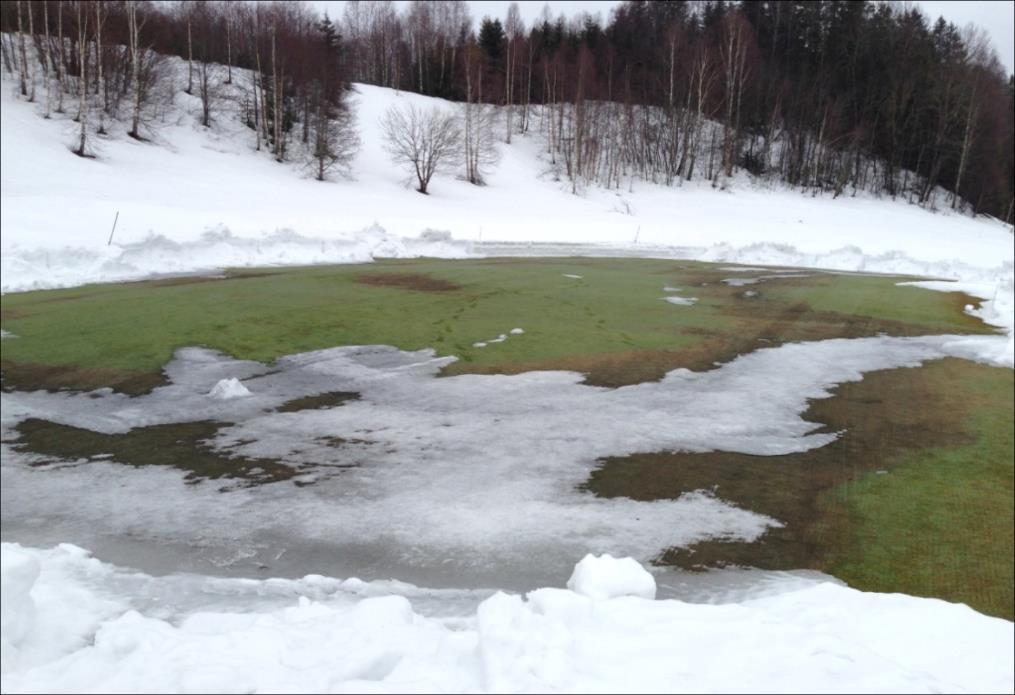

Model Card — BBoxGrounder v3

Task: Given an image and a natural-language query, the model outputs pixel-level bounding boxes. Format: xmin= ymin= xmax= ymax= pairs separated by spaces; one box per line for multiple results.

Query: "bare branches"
xmin=382 ymin=103 xmax=460 ymax=194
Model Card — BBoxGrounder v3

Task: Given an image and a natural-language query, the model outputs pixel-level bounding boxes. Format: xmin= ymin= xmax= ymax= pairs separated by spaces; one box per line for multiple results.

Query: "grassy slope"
xmin=0 ymin=257 xmax=990 ymax=393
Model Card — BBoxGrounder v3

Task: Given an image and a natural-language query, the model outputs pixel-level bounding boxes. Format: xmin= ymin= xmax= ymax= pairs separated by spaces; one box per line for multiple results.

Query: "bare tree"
xmin=308 ymin=91 xmax=360 ymax=181
xmin=74 ymin=1 xmax=89 ymax=157
xmin=382 ymin=103 xmax=460 ymax=194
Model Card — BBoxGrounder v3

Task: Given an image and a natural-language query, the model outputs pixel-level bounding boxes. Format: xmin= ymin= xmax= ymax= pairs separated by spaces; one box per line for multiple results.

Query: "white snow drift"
xmin=2 ymin=543 xmax=1013 ymax=693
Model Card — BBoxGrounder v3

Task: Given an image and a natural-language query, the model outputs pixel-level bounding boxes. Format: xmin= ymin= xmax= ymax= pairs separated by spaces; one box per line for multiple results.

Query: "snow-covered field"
xmin=2 ymin=61 xmax=1014 ymax=692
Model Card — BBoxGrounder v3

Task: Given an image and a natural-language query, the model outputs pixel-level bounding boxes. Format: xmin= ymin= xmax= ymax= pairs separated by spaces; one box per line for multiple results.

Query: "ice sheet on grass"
xmin=3 ymin=333 xmax=1008 ymax=582
xmin=2 ymin=542 xmax=1012 ymax=694
xmin=898 ymin=278 xmax=1015 ymax=368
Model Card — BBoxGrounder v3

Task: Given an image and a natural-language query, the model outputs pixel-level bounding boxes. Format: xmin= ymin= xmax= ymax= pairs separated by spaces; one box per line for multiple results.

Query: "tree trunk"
xmin=95 ymin=1 xmax=105 ymax=133
xmin=75 ymin=2 xmax=88 ymax=157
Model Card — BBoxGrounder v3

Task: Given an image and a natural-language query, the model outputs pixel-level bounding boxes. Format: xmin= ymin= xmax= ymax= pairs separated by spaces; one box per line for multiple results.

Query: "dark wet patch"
xmin=1 ymin=360 xmax=167 ymax=396
xmin=582 ymin=358 xmax=988 ymax=570
xmin=356 ymin=272 xmax=462 ymax=292
xmin=10 ymin=419 xmax=306 ymax=487
xmin=274 ymin=391 xmax=360 ymax=413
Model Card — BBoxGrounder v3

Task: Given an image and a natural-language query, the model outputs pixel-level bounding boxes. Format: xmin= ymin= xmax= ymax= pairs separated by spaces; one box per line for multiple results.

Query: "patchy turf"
xmin=584 ymin=358 xmax=1014 ymax=620
xmin=274 ymin=391 xmax=360 ymax=413
xmin=8 ymin=419 xmax=300 ymax=487
xmin=0 ymin=258 xmax=993 ymax=394
xmin=356 ymin=272 xmax=462 ymax=292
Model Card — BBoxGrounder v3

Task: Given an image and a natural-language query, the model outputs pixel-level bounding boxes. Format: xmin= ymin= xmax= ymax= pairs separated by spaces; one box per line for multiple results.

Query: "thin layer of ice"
xmin=3 ymin=333 xmax=1006 ymax=584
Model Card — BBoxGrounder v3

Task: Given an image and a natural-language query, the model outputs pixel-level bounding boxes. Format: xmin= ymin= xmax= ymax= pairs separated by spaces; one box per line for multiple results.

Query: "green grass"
xmin=818 ymin=362 xmax=1014 ymax=619
xmin=0 ymin=257 xmax=991 ymax=393
xmin=1 ymin=256 xmax=1011 ymax=616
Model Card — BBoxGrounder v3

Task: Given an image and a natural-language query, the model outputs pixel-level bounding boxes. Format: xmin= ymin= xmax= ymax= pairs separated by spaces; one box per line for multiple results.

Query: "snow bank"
xmin=2 ymin=543 xmax=1012 ymax=693
xmin=207 ymin=378 xmax=251 ymax=400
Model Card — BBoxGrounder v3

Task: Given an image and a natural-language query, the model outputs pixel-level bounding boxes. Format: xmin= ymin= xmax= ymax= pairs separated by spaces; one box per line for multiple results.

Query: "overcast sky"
xmin=314 ymin=1 xmax=1015 ymax=74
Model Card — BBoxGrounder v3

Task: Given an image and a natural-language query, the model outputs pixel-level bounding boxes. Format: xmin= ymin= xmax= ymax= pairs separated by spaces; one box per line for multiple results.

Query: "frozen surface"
xmin=2 ymin=543 xmax=1012 ymax=694
xmin=3 ymin=333 xmax=1008 ymax=586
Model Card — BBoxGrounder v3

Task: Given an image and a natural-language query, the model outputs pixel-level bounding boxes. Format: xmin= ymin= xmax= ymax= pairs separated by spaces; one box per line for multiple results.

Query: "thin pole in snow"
xmin=634 ymin=226 xmax=640 ymax=245
xmin=107 ymin=211 xmax=120 ymax=246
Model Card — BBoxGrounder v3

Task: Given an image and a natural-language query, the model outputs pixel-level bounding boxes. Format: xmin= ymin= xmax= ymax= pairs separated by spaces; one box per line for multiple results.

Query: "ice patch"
xmin=3 ymin=334 xmax=1007 ymax=584
xmin=208 ymin=378 xmax=251 ymax=400
xmin=662 ymin=295 xmax=698 ymax=306
xmin=723 ymin=277 xmax=759 ymax=286
xmin=566 ymin=554 xmax=656 ymax=600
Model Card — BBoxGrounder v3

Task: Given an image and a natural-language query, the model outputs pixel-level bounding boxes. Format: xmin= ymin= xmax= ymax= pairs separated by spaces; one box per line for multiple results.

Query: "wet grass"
xmin=274 ymin=391 xmax=360 ymax=413
xmin=0 ymin=258 xmax=992 ymax=394
xmin=9 ymin=419 xmax=301 ymax=487
xmin=585 ymin=358 xmax=1014 ymax=619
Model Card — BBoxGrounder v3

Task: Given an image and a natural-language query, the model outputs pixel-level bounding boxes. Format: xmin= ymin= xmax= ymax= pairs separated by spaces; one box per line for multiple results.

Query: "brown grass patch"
xmin=1 ymin=360 xmax=166 ymax=395
xmin=356 ymin=272 xmax=462 ymax=292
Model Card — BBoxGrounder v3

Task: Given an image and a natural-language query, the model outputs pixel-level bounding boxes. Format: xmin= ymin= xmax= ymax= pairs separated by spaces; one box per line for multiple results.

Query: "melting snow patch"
xmin=662 ymin=296 xmax=698 ymax=306
xmin=0 ymin=330 xmax=17 ymax=339
xmin=472 ymin=342 xmax=487 ymax=348
xmin=662 ymin=286 xmax=682 ymax=292
xmin=723 ymin=277 xmax=759 ymax=286
xmin=3 ymin=334 xmax=1006 ymax=583
xmin=208 ymin=378 xmax=251 ymax=400
xmin=744 ymin=290 xmax=759 ymax=298
xmin=563 ymin=274 xmax=583 ymax=279
xmin=509 ymin=328 xmax=524 ymax=335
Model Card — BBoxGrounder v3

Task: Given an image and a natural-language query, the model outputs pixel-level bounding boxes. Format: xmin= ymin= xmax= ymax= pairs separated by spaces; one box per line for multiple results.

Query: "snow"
xmin=207 ymin=378 xmax=251 ymax=400
xmin=2 ymin=543 xmax=1012 ymax=694
xmin=566 ymin=553 xmax=657 ymax=600
xmin=509 ymin=328 xmax=524 ymax=335
xmin=562 ymin=273 xmax=583 ymax=279
xmin=662 ymin=295 xmax=698 ymax=306
xmin=1 ymin=65 xmax=1011 ymax=363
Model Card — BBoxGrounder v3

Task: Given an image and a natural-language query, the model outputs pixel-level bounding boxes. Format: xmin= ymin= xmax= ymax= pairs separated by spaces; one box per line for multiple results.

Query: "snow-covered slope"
xmin=3 ymin=65 xmax=1012 ymax=362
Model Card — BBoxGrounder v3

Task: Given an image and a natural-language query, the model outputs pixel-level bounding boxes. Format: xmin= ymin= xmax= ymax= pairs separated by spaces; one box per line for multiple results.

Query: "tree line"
xmin=2 ymin=1 xmax=1012 ymax=218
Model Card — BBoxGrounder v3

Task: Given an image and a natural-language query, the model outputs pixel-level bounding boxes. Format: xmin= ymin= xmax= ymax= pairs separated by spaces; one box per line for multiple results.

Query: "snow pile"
xmin=207 ymin=378 xmax=251 ymax=400
xmin=2 ymin=543 xmax=1012 ymax=693
xmin=0 ymin=225 xmax=475 ymax=293
xmin=566 ymin=553 xmax=656 ymax=600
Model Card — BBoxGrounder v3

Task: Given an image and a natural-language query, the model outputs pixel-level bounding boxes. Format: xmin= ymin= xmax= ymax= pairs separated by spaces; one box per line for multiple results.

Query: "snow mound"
xmin=566 ymin=553 xmax=656 ymax=600
xmin=208 ymin=378 xmax=251 ymax=400
xmin=0 ymin=545 xmax=39 ymax=670
xmin=509 ymin=328 xmax=524 ymax=335
xmin=2 ymin=543 xmax=1012 ymax=693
